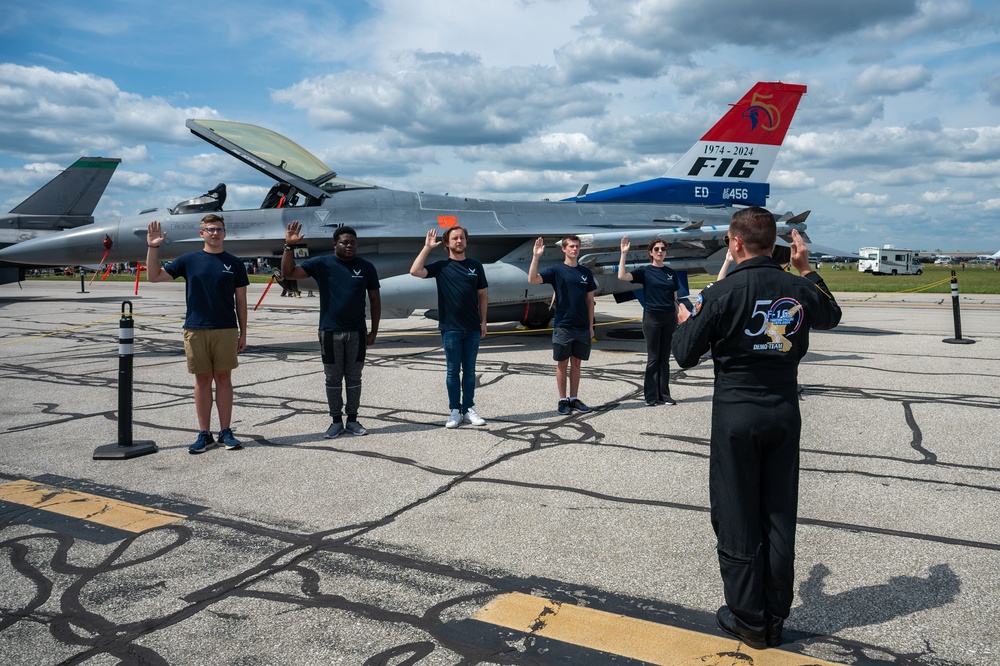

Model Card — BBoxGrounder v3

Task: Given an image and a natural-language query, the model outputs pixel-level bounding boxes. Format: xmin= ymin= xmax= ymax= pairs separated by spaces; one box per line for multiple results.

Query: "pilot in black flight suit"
xmin=671 ymin=206 xmax=842 ymax=649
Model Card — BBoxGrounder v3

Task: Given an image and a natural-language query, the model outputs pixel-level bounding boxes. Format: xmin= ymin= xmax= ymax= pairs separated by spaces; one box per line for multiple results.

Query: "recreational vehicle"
xmin=858 ymin=246 xmax=923 ymax=275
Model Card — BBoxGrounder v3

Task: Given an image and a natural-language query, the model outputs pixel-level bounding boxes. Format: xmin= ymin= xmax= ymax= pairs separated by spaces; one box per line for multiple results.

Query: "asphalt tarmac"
xmin=1 ymin=279 xmax=997 ymax=666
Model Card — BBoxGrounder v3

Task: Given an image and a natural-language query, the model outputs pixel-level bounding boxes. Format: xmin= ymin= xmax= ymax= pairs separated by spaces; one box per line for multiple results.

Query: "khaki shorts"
xmin=183 ymin=328 xmax=239 ymax=375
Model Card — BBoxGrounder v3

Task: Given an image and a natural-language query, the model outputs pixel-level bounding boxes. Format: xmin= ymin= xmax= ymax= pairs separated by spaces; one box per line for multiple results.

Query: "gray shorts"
xmin=552 ymin=326 xmax=591 ymax=362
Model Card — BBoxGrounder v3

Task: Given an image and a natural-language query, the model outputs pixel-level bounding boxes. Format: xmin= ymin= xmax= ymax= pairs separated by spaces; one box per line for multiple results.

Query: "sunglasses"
xmin=651 ymin=246 xmax=667 ymax=252
xmin=723 ymin=235 xmax=730 ymax=246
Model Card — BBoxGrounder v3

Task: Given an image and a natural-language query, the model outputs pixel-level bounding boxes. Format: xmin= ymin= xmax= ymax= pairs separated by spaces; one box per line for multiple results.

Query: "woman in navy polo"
xmin=618 ymin=236 xmax=681 ymax=405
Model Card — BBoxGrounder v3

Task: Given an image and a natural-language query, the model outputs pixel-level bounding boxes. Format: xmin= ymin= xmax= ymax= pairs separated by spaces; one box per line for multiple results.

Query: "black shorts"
xmin=552 ymin=326 xmax=592 ymax=361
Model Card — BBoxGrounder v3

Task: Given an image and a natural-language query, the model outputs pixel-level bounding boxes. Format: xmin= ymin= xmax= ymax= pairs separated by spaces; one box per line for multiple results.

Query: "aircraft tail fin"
xmin=9 ymin=157 xmax=121 ymax=226
xmin=566 ymin=82 xmax=805 ymax=206
xmin=664 ymin=81 xmax=806 ymax=184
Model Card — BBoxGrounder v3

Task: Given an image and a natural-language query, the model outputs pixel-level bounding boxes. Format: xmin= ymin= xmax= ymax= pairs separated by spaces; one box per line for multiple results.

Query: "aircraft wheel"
xmin=521 ymin=315 xmax=552 ymax=329
xmin=519 ymin=302 xmax=552 ymax=329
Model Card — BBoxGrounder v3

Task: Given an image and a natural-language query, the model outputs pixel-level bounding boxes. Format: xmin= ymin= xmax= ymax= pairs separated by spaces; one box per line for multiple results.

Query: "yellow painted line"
xmin=475 ymin=592 xmax=843 ymax=665
xmin=838 ymin=300 xmax=1000 ymax=309
xmin=0 ymin=479 xmax=186 ymax=533
xmin=0 ymin=315 xmax=121 ymax=347
xmin=900 ymin=278 xmax=952 ymax=293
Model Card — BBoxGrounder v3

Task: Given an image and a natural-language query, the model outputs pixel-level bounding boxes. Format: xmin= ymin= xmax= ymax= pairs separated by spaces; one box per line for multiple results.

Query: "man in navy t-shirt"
xmin=146 ymin=214 xmax=249 ymax=454
xmin=282 ymin=222 xmax=381 ymax=439
xmin=527 ymin=235 xmax=597 ymax=415
xmin=410 ymin=225 xmax=489 ymax=429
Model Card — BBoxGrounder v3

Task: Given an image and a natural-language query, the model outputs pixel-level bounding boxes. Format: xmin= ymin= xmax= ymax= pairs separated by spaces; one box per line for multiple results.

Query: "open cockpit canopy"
xmin=186 ymin=119 xmax=375 ymax=203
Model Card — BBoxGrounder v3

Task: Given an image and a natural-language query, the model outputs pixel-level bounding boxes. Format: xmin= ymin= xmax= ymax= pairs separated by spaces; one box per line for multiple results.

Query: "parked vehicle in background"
xmin=858 ymin=246 xmax=923 ymax=275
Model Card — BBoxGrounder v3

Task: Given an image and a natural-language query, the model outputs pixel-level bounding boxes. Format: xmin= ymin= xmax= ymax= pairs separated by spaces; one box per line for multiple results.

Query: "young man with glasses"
xmin=672 ymin=206 xmax=841 ymax=649
xmin=282 ymin=222 xmax=381 ymax=438
xmin=617 ymin=237 xmax=681 ymax=405
xmin=146 ymin=214 xmax=249 ymax=454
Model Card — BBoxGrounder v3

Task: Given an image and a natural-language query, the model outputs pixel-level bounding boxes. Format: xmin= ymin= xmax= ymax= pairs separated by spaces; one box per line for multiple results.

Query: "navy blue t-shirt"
xmin=301 ymin=254 xmax=380 ymax=332
xmin=631 ymin=264 xmax=679 ymax=314
xmin=424 ymin=258 xmax=488 ymax=331
xmin=540 ymin=263 xmax=597 ymax=329
xmin=165 ymin=250 xmax=250 ymax=329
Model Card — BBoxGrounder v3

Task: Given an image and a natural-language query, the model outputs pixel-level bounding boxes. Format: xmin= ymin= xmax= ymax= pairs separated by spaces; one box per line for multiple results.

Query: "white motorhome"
xmin=858 ymin=246 xmax=923 ymax=275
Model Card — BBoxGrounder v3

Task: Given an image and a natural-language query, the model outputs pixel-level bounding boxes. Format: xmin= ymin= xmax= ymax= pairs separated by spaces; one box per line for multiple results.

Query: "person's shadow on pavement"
xmin=790 ymin=562 xmax=960 ymax=638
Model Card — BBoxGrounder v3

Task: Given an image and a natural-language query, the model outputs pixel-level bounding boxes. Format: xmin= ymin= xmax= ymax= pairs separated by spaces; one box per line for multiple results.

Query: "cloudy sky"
xmin=2 ymin=0 xmax=999 ymax=253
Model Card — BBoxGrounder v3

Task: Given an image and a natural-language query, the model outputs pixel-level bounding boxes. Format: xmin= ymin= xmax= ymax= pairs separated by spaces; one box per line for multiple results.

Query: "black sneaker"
xmin=557 ymin=399 xmax=571 ymax=415
xmin=569 ymin=398 xmax=591 ymax=413
xmin=661 ymin=396 xmax=678 ymax=405
xmin=344 ymin=421 xmax=368 ymax=436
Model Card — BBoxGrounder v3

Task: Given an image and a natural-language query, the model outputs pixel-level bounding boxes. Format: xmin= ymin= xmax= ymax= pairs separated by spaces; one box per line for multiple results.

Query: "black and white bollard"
xmin=93 ymin=301 xmax=158 ymax=459
xmin=943 ymin=270 xmax=975 ymax=345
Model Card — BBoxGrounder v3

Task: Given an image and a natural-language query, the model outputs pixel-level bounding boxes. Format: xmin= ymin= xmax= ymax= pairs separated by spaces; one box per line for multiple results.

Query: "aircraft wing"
xmin=802 ymin=243 xmax=864 ymax=260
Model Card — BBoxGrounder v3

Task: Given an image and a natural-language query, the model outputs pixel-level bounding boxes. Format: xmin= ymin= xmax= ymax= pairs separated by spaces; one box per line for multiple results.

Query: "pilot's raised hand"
xmin=147 ymin=220 xmax=166 ymax=247
xmin=789 ymin=229 xmax=811 ymax=275
xmin=286 ymin=220 xmax=305 ymax=244
xmin=533 ymin=237 xmax=546 ymax=257
xmin=424 ymin=229 xmax=441 ymax=248
xmin=620 ymin=236 xmax=630 ymax=253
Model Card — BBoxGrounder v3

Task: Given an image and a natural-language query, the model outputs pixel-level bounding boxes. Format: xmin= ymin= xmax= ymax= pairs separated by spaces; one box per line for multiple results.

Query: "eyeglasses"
xmin=202 ymin=227 xmax=226 ymax=234
xmin=651 ymin=246 xmax=667 ymax=252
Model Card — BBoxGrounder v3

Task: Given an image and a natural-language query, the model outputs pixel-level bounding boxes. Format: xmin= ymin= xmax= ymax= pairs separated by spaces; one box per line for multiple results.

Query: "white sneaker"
xmin=462 ymin=407 xmax=486 ymax=426
xmin=445 ymin=409 xmax=461 ymax=428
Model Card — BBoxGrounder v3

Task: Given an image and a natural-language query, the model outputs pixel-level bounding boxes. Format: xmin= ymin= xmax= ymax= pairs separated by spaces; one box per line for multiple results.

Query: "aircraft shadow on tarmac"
xmin=0 ymin=294 xmax=137 ymax=308
xmin=792 ymin=563 xmax=961 ymax=635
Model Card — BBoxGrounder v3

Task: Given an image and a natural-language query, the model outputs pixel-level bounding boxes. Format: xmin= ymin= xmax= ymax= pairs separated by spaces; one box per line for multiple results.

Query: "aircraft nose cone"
xmin=0 ymin=224 xmax=117 ymax=266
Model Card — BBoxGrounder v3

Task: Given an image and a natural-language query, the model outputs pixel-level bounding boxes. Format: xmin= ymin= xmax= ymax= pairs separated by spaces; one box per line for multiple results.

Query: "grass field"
xmin=21 ymin=263 xmax=1000 ymax=294
xmin=686 ymin=263 xmax=1000 ymax=294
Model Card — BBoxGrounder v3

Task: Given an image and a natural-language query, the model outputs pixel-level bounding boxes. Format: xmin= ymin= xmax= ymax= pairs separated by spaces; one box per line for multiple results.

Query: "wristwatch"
xmin=283 ymin=244 xmax=294 ymax=251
